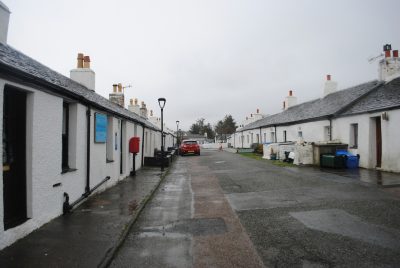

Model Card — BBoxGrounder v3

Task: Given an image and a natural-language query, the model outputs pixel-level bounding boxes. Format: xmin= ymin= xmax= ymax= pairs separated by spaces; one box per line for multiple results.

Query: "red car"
xmin=179 ymin=140 xmax=200 ymax=156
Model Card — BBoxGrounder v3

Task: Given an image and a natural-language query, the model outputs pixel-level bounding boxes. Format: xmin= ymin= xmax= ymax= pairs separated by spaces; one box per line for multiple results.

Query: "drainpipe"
xmin=329 ymin=117 xmax=332 ymax=141
xmin=241 ymin=131 xmax=244 ymax=148
xmin=274 ymin=125 xmax=277 ymax=142
xmin=85 ymin=106 xmax=91 ymax=194
xmin=141 ymin=125 xmax=145 ymax=166
xmin=63 ymin=106 xmax=112 ymax=214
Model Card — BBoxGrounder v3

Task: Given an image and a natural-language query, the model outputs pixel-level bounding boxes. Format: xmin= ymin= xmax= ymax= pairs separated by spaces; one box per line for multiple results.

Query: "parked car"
xmin=179 ymin=140 xmax=200 ymax=156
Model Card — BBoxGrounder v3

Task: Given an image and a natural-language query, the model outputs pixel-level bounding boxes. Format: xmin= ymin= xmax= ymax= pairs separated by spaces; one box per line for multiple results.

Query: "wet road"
xmin=111 ymin=150 xmax=400 ymax=267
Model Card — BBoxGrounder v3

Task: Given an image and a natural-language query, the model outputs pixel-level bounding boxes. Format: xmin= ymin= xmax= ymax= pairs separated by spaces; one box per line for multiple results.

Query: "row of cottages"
xmin=0 ymin=3 xmax=174 ymax=250
xmin=231 ymin=44 xmax=400 ymax=173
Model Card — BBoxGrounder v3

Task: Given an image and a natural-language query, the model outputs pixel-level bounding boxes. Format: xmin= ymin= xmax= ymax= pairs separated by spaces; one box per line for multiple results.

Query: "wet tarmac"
xmin=2 ymin=149 xmax=399 ymax=267
xmin=111 ymin=153 xmax=264 ymax=268
xmin=210 ymin=150 xmax=400 ymax=267
xmin=0 ymin=167 xmax=163 ymax=267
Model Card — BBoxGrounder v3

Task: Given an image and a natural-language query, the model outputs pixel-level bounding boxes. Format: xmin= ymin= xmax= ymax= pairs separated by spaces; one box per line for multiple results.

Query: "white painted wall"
xmin=0 ymin=79 xmax=165 ymax=250
xmin=333 ymin=110 xmax=400 ymax=172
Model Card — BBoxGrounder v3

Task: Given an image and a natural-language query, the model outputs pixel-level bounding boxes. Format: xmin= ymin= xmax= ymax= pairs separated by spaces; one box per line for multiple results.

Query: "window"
xmin=324 ymin=126 xmax=331 ymax=141
xmin=106 ymin=116 xmax=114 ymax=162
xmin=298 ymin=131 xmax=303 ymax=138
xmin=62 ymin=102 xmax=69 ymax=170
xmin=256 ymin=134 xmax=260 ymax=143
xmin=350 ymin=123 xmax=358 ymax=148
xmin=283 ymin=130 xmax=287 ymax=142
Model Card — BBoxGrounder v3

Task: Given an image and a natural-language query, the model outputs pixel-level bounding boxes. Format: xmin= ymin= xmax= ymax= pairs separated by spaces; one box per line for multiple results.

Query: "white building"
xmin=232 ymin=45 xmax=400 ymax=173
xmin=0 ymin=2 xmax=175 ymax=250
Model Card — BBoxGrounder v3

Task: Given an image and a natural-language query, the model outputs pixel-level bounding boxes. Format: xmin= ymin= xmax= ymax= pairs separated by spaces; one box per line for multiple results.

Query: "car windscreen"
xmin=183 ymin=141 xmax=197 ymax=145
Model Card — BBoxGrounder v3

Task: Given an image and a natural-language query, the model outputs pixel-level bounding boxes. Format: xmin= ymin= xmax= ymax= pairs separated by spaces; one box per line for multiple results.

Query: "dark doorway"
xmin=376 ymin=117 xmax=382 ymax=168
xmin=3 ymin=87 xmax=28 ymax=230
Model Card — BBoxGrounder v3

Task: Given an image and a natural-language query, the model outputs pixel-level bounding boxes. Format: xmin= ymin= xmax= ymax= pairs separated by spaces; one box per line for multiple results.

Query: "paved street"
xmin=112 ymin=149 xmax=400 ymax=268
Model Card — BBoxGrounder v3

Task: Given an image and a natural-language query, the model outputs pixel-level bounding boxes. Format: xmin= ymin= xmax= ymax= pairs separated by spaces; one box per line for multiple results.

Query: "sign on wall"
xmin=94 ymin=113 xmax=107 ymax=143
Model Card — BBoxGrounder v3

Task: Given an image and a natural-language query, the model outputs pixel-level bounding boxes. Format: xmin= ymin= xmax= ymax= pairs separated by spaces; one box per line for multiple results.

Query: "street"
xmin=110 ymin=150 xmax=400 ymax=267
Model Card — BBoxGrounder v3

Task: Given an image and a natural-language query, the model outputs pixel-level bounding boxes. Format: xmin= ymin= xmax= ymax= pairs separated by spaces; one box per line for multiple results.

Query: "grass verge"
xmin=239 ymin=152 xmax=295 ymax=167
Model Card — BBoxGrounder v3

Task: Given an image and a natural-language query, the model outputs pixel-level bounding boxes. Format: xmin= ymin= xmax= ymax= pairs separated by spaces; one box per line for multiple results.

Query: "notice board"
xmin=94 ymin=113 xmax=107 ymax=143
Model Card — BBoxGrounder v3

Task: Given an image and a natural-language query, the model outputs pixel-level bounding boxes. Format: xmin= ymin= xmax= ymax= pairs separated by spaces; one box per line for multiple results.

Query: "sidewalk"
xmin=0 ymin=167 xmax=166 ymax=267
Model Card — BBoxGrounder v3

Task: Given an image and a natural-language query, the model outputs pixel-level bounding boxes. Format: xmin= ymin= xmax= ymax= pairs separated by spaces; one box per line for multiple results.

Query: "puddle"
xmin=140 ymin=217 xmax=227 ymax=237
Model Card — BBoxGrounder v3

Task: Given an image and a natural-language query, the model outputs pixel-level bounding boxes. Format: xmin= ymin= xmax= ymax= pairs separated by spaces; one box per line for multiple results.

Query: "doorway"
xmin=3 ymin=87 xmax=28 ymax=230
xmin=375 ymin=117 xmax=382 ymax=168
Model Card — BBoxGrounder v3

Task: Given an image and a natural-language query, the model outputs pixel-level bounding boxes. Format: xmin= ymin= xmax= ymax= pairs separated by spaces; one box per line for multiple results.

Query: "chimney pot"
xmin=112 ymin=84 xmax=117 ymax=92
xmin=134 ymin=98 xmax=138 ymax=105
xmin=385 ymin=50 xmax=391 ymax=58
xmin=327 ymin=74 xmax=331 ymax=81
xmin=289 ymin=90 xmax=293 ymax=96
xmin=83 ymin=56 xmax=91 ymax=68
xmin=257 ymin=108 xmax=259 ymax=114
xmin=393 ymin=50 xmax=399 ymax=58
xmin=77 ymin=53 xmax=84 ymax=68
xmin=130 ymin=98 xmax=133 ymax=105
xmin=117 ymin=83 xmax=122 ymax=93
xmin=283 ymin=101 xmax=286 ymax=109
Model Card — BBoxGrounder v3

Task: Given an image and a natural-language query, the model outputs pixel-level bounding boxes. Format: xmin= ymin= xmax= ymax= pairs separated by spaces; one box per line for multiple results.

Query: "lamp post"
xmin=176 ymin=120 xmax=180 ymax=147
xmin=158 ymin=98 xmax=166 ymax=172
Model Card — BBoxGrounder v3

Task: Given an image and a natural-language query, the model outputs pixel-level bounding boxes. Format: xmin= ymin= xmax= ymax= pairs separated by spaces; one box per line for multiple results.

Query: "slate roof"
xmin=0 ymin=43 xmax=160 ymax=130
xmin=341 ymin=77 xmax=400 ymax=116
xmin=240 ymin=80 xmax=383 ymax=131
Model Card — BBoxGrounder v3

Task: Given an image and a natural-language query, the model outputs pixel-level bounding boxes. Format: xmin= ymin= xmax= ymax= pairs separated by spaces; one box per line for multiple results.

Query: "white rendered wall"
xmin=333 ymin=111 xmax=400 ymax=172
xmin=0 ymin=79 xmax=157 ymax=249
xmin=380 ymin=109 xmax=400 ymax=172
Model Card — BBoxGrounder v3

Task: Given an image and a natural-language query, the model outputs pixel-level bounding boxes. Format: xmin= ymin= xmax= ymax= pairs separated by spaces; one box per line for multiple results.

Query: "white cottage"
xmin=233 ymin=45 xmax=400 ymax=173
xmin=0 ymin=2 xmax=174 ymax=250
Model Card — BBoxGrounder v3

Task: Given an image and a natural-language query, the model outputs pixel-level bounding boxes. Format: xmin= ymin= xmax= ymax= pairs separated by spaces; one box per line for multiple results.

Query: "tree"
xmin=189 ymin=118 xmax=215 ymax=139
xmin=214 ymin=115 xmax=237 ymax=141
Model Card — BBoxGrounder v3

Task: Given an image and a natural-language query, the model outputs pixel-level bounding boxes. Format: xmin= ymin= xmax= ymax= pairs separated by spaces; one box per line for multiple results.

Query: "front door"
xmin=3 ymin=87 xmax=28 ymax=230
xmin=376 ymin=117 xmax=382 ymax=168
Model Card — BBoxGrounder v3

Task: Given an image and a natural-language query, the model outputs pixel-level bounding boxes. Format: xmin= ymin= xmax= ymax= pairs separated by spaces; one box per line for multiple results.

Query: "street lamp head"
xmin=158 ymin=98 xmax=166 ymax=109
xmin=176 ymin=120 xmax=179 ymax=126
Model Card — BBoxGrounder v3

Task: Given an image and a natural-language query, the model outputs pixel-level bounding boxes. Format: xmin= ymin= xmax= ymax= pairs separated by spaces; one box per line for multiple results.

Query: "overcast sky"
xmin=4 ymin=0 xmax=400 ymax=130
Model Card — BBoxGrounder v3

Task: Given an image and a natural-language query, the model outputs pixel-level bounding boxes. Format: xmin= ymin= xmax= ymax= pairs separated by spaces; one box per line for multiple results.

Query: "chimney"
xmin=108 ymin=83 xmax=125 ymax=107
xmin=77 ymin=53 xmax=84 ymax=68
xmin=140 ymin=102 xmax=148 ymax=118
xmin=323 ymin=74 xmax=338 ymax=96
xmin=128 ymin=97 xmax=140 ymax=114
xmin=117 ymin=83 xmax=122 ymax=93
xmin=70 ymin=53 xmax=96 ymax=91
xmin=284 ymin=90 xmax=297 ymax=109
xmin=0 ymin=2 xmax=10 ymax=44
xmin=379 ymin=44 xmax=400 ymax=82
xmin=83 ymin=56 xmax=91 ymax=68
xmin=256 ymin=108 xmax=259 ymax=114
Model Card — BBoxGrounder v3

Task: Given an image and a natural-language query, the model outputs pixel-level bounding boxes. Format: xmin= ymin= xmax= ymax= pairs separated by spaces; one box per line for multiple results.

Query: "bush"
xmin=251 ymin=143 xmax=263 ymax=154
